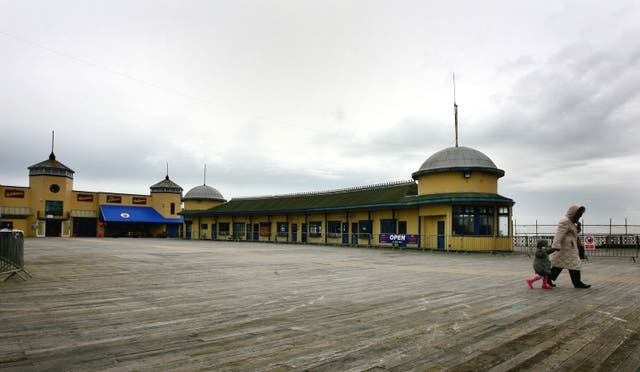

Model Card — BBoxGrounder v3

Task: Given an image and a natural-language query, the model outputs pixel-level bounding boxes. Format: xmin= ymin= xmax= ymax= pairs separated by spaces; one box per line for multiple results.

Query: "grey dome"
xmin=150 ymin=175 xmax=183 ymax=194
xmin=412 ymin=146 xmax=504 ymax=179
xmin=183 ymin=184 xmax=225 ymax=201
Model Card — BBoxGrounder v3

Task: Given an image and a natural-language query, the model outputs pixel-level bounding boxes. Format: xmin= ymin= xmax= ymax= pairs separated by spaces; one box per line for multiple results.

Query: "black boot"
xmin=569 ymin=270 xmax=591 ymax=288
xmin=547 ymin=267 xmax=562 ymax=287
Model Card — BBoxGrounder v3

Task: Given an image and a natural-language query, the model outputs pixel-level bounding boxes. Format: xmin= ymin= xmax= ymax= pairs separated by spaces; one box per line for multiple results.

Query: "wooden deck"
xmin=1 ymin=238 xmax=639 ymax=371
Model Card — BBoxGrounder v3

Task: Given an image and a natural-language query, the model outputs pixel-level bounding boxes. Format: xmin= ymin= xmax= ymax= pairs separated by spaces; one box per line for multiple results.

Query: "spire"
xmin=453 ymin=73 xmax=459 ymax=148
xmin=165 ymin=162 xmax=169 ymax=180
xmin=49 ymin=130 xmax=56 ymax=160
xmin=203 ymin=164 xmax=207 ymax=186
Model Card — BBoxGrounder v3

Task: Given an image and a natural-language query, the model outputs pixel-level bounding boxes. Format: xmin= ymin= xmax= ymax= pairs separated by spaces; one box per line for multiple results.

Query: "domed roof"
xmin=150 ymin=176 xmax=183 ymax=194
xmin=28 ymin=152 xmax=75 ymax=179
xmin=412 ymin=146 xmax=504 ymax=179
xmin=183 ymin=184 xmax=225 ymax=201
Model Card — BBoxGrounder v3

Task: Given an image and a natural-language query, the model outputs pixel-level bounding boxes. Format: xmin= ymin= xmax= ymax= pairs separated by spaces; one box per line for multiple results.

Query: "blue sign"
xmin=379 ymin=233 xmax=419 ymax=245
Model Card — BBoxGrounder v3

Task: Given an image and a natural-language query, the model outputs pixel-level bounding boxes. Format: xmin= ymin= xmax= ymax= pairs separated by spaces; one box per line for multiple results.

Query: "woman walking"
xmin=547 ymin=205 xmax=591 ymax=288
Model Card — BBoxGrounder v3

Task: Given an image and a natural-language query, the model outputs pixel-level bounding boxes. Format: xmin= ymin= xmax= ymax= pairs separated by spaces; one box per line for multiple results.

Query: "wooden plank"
xmin=1 ymin=238 xmax=639 ymax=370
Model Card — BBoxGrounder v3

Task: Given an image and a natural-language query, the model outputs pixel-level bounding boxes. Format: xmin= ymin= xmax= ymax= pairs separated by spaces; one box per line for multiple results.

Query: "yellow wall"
xmin=183 ymin=199 xmax=225 ymax=211
xmin=416 ymin=171 xmax=499 ymax=195
xmin=28 ymin=175 xmax=74 ymax=219
xmin=70 ymin=191 xmax=100 ymax=211
xmin=0 ymin=186 xmax=31 ymax=208
xmin=150 ymin=193 xmax=182 ymax=218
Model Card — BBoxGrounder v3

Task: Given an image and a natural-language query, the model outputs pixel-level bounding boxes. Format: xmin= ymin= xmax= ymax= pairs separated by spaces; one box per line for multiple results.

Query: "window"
xmin=45 ymin=200 xmax=63 ymax=216
xmin=398 ymin=221 xmax=407 ymax=234
xmin=328 ymin=221 xmax=341 ymax=237
xmin=498 ymin=207 xmax=509 ymax=236
xmin=201 ymin=224 xmax=208 ymax=230
xmin=259 ymin=222 xmax=271 ymax=236
xmin=309 ymin=221 xmax=322 ymax=237
xmin=359 ymin=220 xmax=372 ymax=236
xmin=277 ymin=222 xmax=289 ymax=236
xmin=218 ymin=222 xmax=230 ymax=236
xmin=170 ymin=203 xmax=176 ymax=215
xmin=477 ymin=207 xmax=494 ymax=235
xmin=380 ymin=219 xmax=396 ymax=233
xmin=233 ymin=222 xmax=245 ymax=238
xmin=452 ymin=206 xmax=494 ymax=236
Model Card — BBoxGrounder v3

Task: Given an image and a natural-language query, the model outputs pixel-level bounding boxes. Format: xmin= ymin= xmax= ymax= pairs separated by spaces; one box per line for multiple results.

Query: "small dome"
xmin=412 ymin=146 xmax=504 ymax=179
xmin=28 ymin=152 xmax=75 ymax=179
xmin=183 ymin=184 xmax=225 ymax=201
xmin=150 ymin=175 xmax=183 ymax=194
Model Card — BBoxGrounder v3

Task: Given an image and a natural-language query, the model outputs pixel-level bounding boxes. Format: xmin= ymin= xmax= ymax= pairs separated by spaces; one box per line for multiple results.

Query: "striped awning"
xmin=0 ymin=206 xmax=33 ymax=218
xmin=70 ymin=210 xmax=98 ymax=218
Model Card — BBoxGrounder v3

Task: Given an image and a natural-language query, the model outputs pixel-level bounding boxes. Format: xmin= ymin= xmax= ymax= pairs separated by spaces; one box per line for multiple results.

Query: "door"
xmin=291 ymin=223 xmax=298 ymax=242
xmin=359 ymin=220 xmax=372 ymax=244
xmin=73 ymin=218 xmax=97 ymax=237
xmin=211 ymin=223 xmax=217 ymax=240
xmin=185 ymin=222 xmax=192 ymax=240
xmin=437 ymin=221 xmax=445 ymax=250
xmin=341 ymin=222 xmax=349 ymax=245
xmin=301 ymin=223 xmax=307 ymax=243
xmin=45 ymin=220 xmax=62 ymax=237
xmin=246 ymin=223 xmax=251 ymax=240
xmin=351 ymin=222 xmax=358 ymax=245
xmin=253 ymin=224 xmax=259 ymax=241
xmin=36 ymin=220 xmax=46 ymax=237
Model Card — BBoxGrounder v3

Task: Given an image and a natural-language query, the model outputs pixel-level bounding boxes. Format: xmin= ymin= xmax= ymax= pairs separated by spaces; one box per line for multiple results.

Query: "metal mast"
xmin=453 ymin=73 xmax=459 ymax=147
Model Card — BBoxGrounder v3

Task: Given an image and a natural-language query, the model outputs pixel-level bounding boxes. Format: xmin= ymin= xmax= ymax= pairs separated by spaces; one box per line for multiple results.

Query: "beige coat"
xmin=549 ymin=205 xmax=584 ymax=270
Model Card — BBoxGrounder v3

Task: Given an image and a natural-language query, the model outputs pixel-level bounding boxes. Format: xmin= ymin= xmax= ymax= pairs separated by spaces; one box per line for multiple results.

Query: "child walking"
xmin=527 ymin=239 xmax=558 ymax=289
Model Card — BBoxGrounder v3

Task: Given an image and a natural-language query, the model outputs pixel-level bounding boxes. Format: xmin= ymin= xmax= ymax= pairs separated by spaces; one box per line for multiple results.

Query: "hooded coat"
xmin=549 ymin=205 xmax=584 ymax=270
xmin=534 ymin=247 xmax=557 ymax=276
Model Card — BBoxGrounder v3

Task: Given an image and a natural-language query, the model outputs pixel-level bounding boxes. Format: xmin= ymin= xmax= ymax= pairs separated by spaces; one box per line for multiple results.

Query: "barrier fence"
xmin=513 ymin=234 xmax=639 ymax=262
xmin=0 ymin=230 xmax=31 ymax=281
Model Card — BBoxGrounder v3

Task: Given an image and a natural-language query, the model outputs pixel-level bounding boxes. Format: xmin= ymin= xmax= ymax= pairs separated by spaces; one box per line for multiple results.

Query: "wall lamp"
xmin=463 ymin=172 xmax=472 ymax=179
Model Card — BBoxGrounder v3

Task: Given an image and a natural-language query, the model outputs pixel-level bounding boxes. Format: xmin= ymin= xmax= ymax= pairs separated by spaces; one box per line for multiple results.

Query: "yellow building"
xmin=0 ymin=151 xmax=184 ymax=238
xmin=182 ymin=146 xmax=515 ymax=251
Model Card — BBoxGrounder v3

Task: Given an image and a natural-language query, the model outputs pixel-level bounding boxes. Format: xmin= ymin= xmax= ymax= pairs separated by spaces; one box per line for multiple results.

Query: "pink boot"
xmin=541 ymin=276 xmax=553 ymax=289
xmin=527 ymin=275 xmax=541 ymax=289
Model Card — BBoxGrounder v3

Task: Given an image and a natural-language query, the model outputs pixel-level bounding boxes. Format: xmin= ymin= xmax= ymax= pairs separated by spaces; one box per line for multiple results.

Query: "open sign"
xmin=379 ymin=233 xmax=419 ymax=245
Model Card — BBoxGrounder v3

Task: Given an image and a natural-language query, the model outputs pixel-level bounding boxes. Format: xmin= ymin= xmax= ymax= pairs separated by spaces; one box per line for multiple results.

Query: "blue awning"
xmin=99 ymin=205 xmax=184 ymax=223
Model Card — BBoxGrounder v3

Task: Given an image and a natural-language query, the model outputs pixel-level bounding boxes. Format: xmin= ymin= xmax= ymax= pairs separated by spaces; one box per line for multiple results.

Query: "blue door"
xmin=291 ymin=223 xmax=298 ymax=242
xmin=167 ymin=224 xmax=178 ymax=238
xmin=185 ymin=222 xmax=192 ymax=240
xmin=341 ymin=222 xmax=349 ymax=245
xmin=253 ymin=224 xmax=259 ymax=241
xmin=211 ymin=224 xmax=216 ymax=240
xmin=351 ymin=222 xmax=358 ymax=245
xmin=437 ymin=221 xmax=445 ymax=250
xmin=302 ymin=223 xmax=307 ymax=243
xmin=246 ymin=224 xmax=251 ymax=240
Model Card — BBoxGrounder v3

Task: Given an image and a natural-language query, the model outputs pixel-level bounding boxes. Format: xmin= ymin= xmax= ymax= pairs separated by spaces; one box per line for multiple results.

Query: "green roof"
xmin=181 ymin=181 xmax=514 ymax=216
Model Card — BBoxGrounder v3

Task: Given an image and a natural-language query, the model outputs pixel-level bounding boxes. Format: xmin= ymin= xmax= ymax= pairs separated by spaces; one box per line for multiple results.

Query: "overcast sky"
xmin=1 ymin=1 xmax=639 ymax=228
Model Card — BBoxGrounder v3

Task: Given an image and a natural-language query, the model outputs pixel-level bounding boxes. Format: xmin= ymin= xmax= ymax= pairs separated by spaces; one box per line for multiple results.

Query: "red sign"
xmin=584 ymin=235 xmax=596 ymax=250
xmin=106 ymin=195 xmax=122 ymax=204
xmin=4 ymin=189 xmax=25 ymax=198
xmin=132 ymin=197 xmax=147 ymax=205
xmin=77 ymin=194 xmax=94 ymax=202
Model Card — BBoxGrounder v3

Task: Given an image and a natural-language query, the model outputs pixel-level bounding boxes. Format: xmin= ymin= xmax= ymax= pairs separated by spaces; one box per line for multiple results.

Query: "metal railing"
xmin=513 ymin=234 xmax=639 ymax=262
xmin=0 ymin=230 xmax=31 ymax=281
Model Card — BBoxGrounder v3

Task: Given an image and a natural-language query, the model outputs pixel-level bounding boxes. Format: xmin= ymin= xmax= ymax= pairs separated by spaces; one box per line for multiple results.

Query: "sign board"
xmin=379 ymin=233 xmax=419 ymax=245
xmin=132 ymin=197 xmax=147 ymax=205
xmin=77 ymin=193 xmax=94 ymax=202
xmin=584 ymin=235 xmax=596 ymax=250
xmin=4 ymin=189 xmax=25 ymax=198
xmin=106 ymin=195 xmax=122 ymax=204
